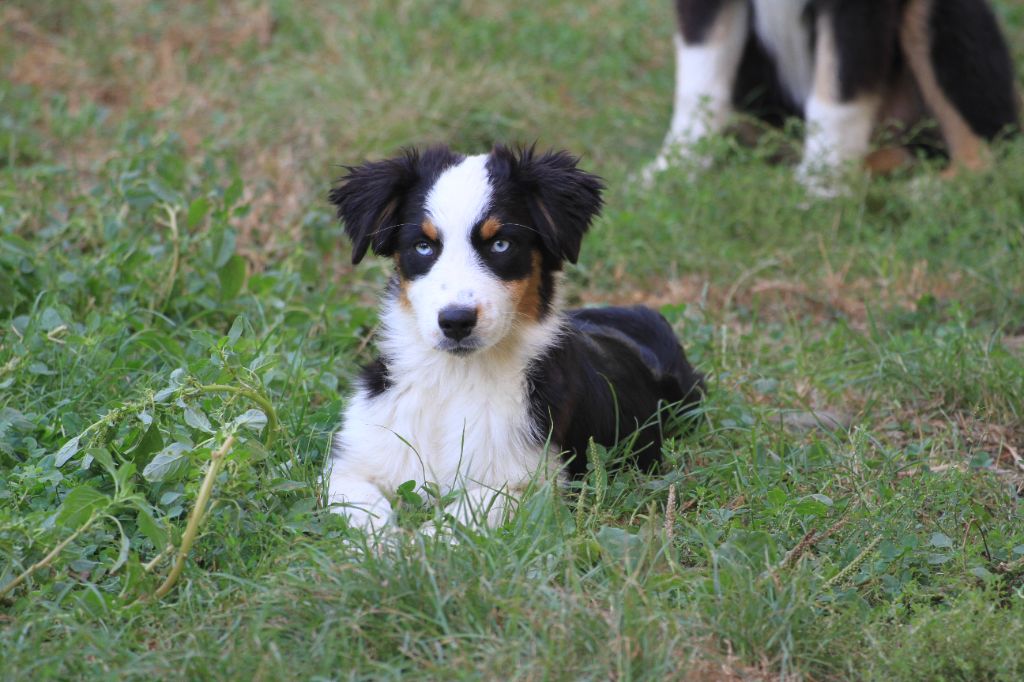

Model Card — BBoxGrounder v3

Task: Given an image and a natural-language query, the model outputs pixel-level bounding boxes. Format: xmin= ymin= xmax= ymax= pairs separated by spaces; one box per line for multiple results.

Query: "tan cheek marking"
xmin=422 ymin=219 xmax=438 ymax=241
xmin=480 ymin=216 xmax=501 ymax=240
xmin=505 ymin=251 xmax=544 ymax=323
xmin=393 ymin=255 xmax=412 ymax=311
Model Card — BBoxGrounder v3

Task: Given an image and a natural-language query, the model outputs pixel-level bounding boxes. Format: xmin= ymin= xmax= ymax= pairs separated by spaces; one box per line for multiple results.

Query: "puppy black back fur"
xmin=530 ymin=306 xmax=705 ymax=477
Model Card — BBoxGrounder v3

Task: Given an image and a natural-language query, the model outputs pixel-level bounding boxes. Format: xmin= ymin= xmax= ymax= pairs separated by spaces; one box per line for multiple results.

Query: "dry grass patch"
xmin=583 ymin=259 xmax=968 ymax=333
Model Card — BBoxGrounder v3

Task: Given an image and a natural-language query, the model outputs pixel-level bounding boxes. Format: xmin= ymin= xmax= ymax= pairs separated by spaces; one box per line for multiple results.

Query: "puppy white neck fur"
xmin=330 ymin=294 xmax=566 ymax=530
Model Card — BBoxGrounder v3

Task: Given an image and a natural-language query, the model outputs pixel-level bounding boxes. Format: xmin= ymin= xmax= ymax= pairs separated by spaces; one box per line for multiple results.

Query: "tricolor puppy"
xmin=650 ymin=0 xmax=1020 ymax=191
xmin=325 ymin=145 xmax=704 ymax=532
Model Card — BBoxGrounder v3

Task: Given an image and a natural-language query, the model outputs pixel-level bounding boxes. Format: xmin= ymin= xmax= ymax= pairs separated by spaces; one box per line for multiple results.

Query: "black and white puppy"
xmin=325 ymin=146 xmax=704 ymax=531
xmin=649 ymin=0 xmax=1020 ymax=190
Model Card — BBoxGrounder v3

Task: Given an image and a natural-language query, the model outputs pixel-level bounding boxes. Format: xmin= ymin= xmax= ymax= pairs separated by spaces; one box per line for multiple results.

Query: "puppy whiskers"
xmin=500 ymin=222 xmax=543 ymax=236
xmin=371 ymin=222 xmax=421 ymax=239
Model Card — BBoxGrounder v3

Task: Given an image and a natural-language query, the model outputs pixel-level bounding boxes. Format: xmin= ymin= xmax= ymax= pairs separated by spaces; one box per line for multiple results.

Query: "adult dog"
xmin=325 ymin=145 xmax=704 ymax=532
xmin=649 ymin=0 xmax=1019 ymax=191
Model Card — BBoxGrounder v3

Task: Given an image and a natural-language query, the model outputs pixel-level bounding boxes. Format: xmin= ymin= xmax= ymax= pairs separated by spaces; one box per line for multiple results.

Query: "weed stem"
xmin=154 ymin=203 xmax=181 ymax=312
xmin=0 ymin=511 xmax=99 ymax=599
xmin=198 ymin=384 xmax=279 ymax=448
xmin=153 ymin=434 xmax=236 ymax=599
xmin=824 ymin=534 xmax=883 ymax=590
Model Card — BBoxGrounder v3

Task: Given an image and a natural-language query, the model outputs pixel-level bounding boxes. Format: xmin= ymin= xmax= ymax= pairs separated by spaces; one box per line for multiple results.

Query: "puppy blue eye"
xmin=491 ymin=239 xmax=510 ymax=253
xmin=415 ymin=241 xmax=434 ymax=256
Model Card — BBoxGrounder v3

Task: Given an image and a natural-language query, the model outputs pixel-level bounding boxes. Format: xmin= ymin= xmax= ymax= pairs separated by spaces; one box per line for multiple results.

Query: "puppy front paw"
xmin=334 ymin=501 xmax=393 ymax=534
xmin=325 ymin=473 xmax=394 ymax=534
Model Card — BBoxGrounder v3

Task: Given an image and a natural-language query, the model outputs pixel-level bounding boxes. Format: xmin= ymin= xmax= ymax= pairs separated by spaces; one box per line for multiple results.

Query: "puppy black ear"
xmin=329 ymin=149 xmax=420 ymax=264
xmin=492 ymin=144 xmax=604 ymax=265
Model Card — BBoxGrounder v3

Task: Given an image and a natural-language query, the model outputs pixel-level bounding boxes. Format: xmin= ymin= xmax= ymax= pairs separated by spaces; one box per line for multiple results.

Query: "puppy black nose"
xmin=438 ymin=305 xmax=477 ymax=341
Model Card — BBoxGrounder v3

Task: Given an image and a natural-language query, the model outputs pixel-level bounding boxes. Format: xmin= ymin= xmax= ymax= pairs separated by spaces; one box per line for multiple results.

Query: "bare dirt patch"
xmin=683 ymin=640 xmax=780 ymax=682
xmin=4 ymin=3 xmax=272 ymax=115
xmin=880 ymin=406 xmax=1024 ymax=488
xmin=581 ymin=260 xmax=966 ymax=332
xmin=3 ymin=3 xmax=324 ymax=255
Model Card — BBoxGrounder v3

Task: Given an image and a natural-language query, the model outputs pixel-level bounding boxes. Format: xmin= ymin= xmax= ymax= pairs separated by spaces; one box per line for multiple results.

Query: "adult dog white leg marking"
xmin=651 ymin=0 xmax=749 ymax=175
xmin=797 ymin=10 xmax=880 ymax=195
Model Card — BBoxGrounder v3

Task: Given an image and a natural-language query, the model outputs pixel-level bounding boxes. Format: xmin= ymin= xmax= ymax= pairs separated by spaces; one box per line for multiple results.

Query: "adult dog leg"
xmin=901 ymin=0 xmax=1019 ymax=178
xmin=798 ymin=3 xmax=892 ymax=195
xmin=648 ymin=0 xmax=749 ymax=177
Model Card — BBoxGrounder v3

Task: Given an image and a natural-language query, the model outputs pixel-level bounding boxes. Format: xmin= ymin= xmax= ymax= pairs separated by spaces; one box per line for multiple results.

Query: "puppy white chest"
xmin=752 ymin=0 xmax=814 ymax=109
xmin=333 ymin=358 xmax=546 ymax=494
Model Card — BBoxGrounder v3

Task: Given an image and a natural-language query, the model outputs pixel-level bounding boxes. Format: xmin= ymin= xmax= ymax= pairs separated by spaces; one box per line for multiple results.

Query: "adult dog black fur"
xmin=651 ymin=0 xmax=1019 ymax=190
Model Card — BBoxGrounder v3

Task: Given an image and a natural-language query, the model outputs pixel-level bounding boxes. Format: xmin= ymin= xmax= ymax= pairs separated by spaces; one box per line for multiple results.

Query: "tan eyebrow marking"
xmin=480 ymin=216 xmax=501 ymax=240
xmin=422 ymin=219 xmax=438 ymax=240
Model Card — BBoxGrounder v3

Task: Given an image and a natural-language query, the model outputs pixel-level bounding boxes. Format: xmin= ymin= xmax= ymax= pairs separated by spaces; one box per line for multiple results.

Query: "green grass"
xmin=3 ymin=1 xmax=1024 ymax=679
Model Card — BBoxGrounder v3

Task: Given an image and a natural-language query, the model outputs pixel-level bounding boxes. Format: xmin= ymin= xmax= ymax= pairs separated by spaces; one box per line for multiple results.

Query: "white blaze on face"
xmin=424 ymin=154 xmax=492 ymax=239
xmin=407 ymin=154 xmax=516 ymax=351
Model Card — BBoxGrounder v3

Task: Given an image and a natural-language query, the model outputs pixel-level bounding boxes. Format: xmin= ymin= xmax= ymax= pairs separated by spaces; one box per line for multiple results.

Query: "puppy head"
xmin=330 ymin=145 xmax=603 ymax=355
